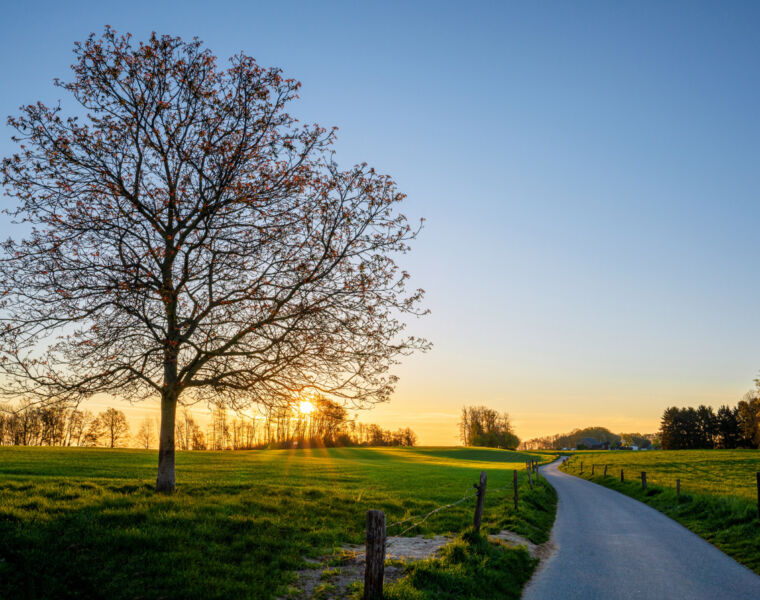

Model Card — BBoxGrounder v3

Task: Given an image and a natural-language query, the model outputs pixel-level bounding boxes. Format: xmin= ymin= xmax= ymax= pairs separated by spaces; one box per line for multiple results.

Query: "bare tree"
xmin=93 ymin=408 xmax=130 ymax=448
xmin=136 ymin=417 xmax=155 ymax=449
xmin=0 ymin=28 xmax=427 ymax=491
xmin=66 ymin=409 xmax=94 ymax=446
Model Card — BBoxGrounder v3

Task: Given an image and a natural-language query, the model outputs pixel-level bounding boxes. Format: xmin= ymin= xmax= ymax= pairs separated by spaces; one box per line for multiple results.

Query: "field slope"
xmin=0 ymin=446 xmax=556 ymax=600
xmin=560 ymin=450 xmax=760 ymax=573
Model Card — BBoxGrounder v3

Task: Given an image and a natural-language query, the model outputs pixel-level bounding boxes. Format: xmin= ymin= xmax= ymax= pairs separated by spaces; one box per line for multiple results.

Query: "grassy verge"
xmin=384 ymin=468 xmax=557 ymax=600
xmin=0 ymin=446 xmax=557 ymax=599
xmin=560 ymin=452 xmax=760 ymax=574
xmin=384 ymin=530 xmax=536 ymax=600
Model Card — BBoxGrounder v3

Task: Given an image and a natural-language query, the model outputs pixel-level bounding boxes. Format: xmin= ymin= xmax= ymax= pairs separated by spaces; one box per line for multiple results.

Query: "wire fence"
xmin=386 ymin=489 xmax=480 ymax=536
xmin=362 ymin=458 xmax=551 ymax=599
xmin=383 ymin=459 xmax=546 ymax=536
xmin=562 ymin=455 xmax=760 ymax=513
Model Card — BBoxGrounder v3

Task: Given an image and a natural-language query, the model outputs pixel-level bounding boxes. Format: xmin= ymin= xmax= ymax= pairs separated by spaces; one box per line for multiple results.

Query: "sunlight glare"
xmin=299 ymin=400 xmax=315 ymax=415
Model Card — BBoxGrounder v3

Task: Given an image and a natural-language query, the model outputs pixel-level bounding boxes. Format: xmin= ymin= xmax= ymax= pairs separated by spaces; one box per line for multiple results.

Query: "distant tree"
xmin=736 ymin=391 xmax=760 ymax=448
xmin=396 ymin=427 xmax=417 ymax=447
xmin=459 ymin=406 xmax=519 ymax=449
xmin=695 ymin=405 xmax=718 ymax=449
xmin=191 ymin=425 xmax=207 ymax=450
xmin=660 ymin=393 xmax=759 ymax=450
xmin=520 ymin=426 xmax=620 ymax=451
xmin=92 ymin=408 xmax=130 ymax=448
xmin=66 ymin=409 xmax=94 ymax=446
xmin=661 ymin=407 xmax=690 ymax=450
xmin=716 ymin=405 xmax=741 ymax=449
xmin=0 ymin=28 xmax=427 ymax=491
xmin=136 ymin=417 xmax=156 ymax=449
xmin=209 ymin=406 xmax=230 ymax=450
xmin=309 ymin=396 xmax=348 ymax=441
xmin=619 ymin=433 xmax=651 ymax=449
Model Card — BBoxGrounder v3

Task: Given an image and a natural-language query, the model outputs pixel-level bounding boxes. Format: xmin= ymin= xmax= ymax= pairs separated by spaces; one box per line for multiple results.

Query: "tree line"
xmin=519 ymin=427 xmax=656 ymax=451
xmin=0 ymin=397 xmax=417 ymax=450
xmin=659 ymin=390 xmax=760 ymax=450
xmin=203 ymin=397 xmax=416 ymax=449
xmin=0 ymin=402 xmax=130 ymax=448
xmin=459 ymin=406 xmax=520 ymax=449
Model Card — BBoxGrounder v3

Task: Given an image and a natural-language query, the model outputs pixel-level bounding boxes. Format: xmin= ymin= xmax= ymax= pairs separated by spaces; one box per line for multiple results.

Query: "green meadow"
xmin=0 ymin=446 xmax=557 ymax=600
xmin=561 ymin=449 xmax=760 ymax=573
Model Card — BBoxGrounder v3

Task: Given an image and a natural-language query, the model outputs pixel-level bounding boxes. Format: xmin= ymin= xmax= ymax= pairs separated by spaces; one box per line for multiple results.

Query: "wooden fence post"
xmin=756 ymin=472 xmax=760 ymax=520
xmin=364 ymin=510 xmax=385 ymax=600
xmin=603 ymin=465 xmax=608 ymax=477
xmin=676 ymin=479 xmax=680 ymax=500
xmin=620 ymin=468 xmax=624 ymax=483
xmin=527 ymin=466 xmax=534 ymax=489
xmin=513 ymin=469 xmax=519 ymax=511
xmin=641 ymin=471 xmax=647 ymax=491
xmin=580 ymin=461 xmax=583 ymax=474
xmin=591 ymin=464 xmax=595 ymax=476
xmin=473 ymin=471 xmax=487 ymax=533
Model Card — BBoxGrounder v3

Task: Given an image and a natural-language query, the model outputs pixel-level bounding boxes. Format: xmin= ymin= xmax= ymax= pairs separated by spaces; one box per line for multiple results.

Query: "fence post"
xmin=620 ymin=468 xmax=624 ymax=483
xmin=513 ymin=469 xmax=519 ymax=511
xmin=527 ymin=466 xmax=534 ymax=489
xmin=603 ymin=464 xmax=608 ymax=477
xmin=676 ymin=479 xmax=680 ymax=500
xmin=473 ymin=471 xmax=487 ymax=533
xmin=641 ymin=471 xmax=647 ymax=491
xmin=364 ymin=510 xmax=385 ymax=600
xmin=756 ymin=472 xmax=760 ymax=520
xmin=580 ymin=461 xmax=583 ymax=474
xmin=591 ymin=464 xmax=595 ymax=476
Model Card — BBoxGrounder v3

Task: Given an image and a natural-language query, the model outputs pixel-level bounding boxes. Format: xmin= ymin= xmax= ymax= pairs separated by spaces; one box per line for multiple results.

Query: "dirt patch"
xmin=287 ymin=560 xmax=404 ymax=600
xmin=285 ymin=551 xmax=400 ymax=600
xmin=284 ymin=535 xmax=452 ymax=599
xmin=343 ymin=534 xmax=453 ymax=561
xmin=286 ymin=531 xmax=554 ymax=599
xmin=489 ymin=530 xmax=556 ymax=561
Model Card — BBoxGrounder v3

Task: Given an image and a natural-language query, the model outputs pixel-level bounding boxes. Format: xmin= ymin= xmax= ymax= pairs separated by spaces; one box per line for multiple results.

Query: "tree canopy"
xmin=0 ymin=28 xmax=427 ymax=491
xmin=459 ymin=405 xmax=520 ymax=449
xmin=659 ymin=391 xmax=760 ymax=450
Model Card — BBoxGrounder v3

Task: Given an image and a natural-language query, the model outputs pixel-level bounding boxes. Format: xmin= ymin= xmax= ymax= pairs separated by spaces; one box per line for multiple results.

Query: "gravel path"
xmin=523 ymin=458 xmax=760 ymax=600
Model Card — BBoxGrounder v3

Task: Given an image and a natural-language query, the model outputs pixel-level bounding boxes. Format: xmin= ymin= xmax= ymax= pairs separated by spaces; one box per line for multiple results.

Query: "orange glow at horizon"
xmin=77 ymin=347 xmax=757 ymax=448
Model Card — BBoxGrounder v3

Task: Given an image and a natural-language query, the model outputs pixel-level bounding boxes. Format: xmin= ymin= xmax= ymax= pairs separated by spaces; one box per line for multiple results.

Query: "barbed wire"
xmin=390 ymin=489 xmax=479 ymax=536
xmin=384 ymin=468 xmax=545 ymax=537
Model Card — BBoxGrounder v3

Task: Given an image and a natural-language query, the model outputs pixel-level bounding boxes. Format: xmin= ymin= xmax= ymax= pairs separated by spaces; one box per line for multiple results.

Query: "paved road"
xmin=523 ymin=459 xmax=760 ymax=600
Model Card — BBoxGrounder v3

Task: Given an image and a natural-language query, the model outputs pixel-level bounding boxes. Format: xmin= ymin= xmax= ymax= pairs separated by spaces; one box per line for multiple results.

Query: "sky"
xmin=1 ymin=1 xmax=759 ymax=444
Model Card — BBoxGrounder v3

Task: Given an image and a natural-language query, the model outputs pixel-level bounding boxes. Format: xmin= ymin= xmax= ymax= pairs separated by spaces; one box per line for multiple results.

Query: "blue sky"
xmin=2 ymin=1 xmax=759 ymax=443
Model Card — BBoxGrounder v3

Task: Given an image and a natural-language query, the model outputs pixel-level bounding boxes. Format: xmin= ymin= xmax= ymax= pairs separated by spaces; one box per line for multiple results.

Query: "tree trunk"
xmin=156 ymin=388 xmax=178 ymax=493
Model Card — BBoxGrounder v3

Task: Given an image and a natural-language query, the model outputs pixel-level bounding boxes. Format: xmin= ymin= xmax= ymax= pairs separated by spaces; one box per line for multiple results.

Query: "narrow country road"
xmin=522 ymin=459 xmax=760 ymax=600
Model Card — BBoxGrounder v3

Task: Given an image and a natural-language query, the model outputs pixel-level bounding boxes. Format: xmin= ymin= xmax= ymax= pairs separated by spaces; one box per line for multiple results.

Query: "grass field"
xmin=560 ymin=450 xmax=760 ymax=573
xmin=0 ymin=446 xmax=557 ymax=600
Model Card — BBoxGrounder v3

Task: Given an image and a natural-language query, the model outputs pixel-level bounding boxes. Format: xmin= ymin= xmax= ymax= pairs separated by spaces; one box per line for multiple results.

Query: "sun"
xmin=298 ymin=400 xmax=315 ymax=415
